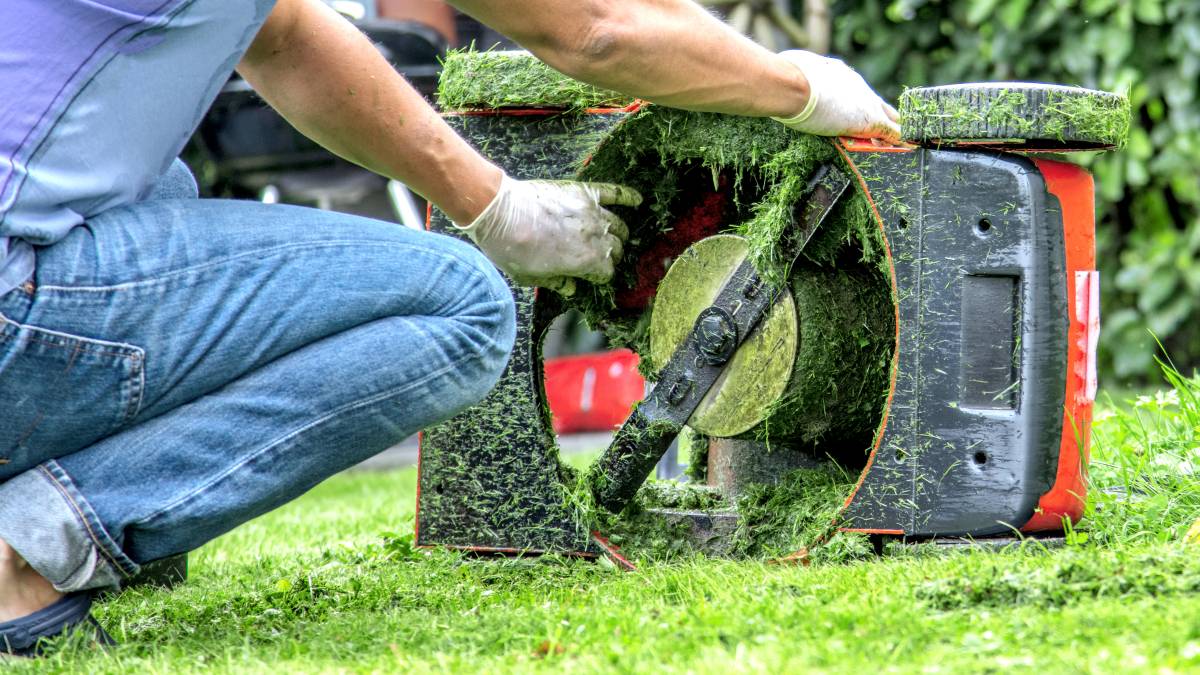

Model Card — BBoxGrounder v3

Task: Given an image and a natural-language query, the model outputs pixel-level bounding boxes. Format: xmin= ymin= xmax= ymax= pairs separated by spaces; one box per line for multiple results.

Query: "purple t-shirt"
xmin=0 ymin=0 xmax=277 ymax=296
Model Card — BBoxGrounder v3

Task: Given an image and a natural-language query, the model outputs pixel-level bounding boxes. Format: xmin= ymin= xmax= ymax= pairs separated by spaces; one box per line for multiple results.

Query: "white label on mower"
xmin=1074 ymin=270 xmax=1100 ymax=404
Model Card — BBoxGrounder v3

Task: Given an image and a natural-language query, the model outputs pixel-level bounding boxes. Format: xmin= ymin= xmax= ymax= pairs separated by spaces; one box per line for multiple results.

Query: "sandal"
xmin=0 ymin=592 xmax=114 ymax=657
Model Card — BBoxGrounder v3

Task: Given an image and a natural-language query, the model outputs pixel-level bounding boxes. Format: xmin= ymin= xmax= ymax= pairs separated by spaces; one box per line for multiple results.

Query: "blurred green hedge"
xmin=828 ymin=0 xmax=1200 ymax=382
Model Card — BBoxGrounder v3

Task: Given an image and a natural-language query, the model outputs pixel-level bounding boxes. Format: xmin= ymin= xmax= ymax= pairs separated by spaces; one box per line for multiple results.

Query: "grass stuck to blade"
xmin=14 ymin=361 xmax=1200 ymax=673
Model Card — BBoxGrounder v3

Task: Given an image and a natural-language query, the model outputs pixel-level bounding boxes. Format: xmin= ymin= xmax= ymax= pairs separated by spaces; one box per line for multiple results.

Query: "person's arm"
xmin=238 ymin=0 xmax=499 ymax=225
xmin=453 ymin=0 xmax=805 ymax=117
xmin=451 ymin=0 xmax=897 ymax=139
xmin=238 ymin=0 xmax=633 ymax=291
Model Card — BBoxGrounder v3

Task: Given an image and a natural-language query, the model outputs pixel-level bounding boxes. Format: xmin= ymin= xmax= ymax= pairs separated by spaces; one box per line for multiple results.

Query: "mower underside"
xmin=416 ymin=107 xmax=1096 ymax=558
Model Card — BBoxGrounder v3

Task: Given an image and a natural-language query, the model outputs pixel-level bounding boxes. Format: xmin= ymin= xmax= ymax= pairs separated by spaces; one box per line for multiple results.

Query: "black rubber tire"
xmin=899 ymin=82 xmax=1129 ymax=151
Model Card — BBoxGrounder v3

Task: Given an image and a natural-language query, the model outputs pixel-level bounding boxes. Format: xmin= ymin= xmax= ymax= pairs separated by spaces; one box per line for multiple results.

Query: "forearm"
xmin=452 ymin=0 xmax=809 ymax=118
xmin=238 ymin=0 xmax=500 ymax=224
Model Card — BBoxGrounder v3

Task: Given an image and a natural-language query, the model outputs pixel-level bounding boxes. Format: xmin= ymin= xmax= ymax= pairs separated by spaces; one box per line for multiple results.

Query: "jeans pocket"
xmin=0 ymin=315 xmax=145 ymax=474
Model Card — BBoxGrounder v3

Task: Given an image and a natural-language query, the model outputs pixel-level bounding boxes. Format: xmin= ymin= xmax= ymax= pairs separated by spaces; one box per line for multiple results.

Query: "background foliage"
xmin=825 ymin=0 xmax=1200 ymax=382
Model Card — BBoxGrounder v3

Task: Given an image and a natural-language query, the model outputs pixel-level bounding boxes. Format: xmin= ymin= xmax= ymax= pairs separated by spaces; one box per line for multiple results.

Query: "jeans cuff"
xmin=0 ymin=460 xmax=139 ymax=592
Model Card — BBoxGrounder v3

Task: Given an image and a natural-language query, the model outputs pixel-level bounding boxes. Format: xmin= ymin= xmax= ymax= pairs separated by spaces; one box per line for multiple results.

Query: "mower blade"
xmin=589 ymin=398 xmax=686 ymax=512
xmin=587 ymin=161 xmax=853 ymax=513
xmin=782 ymin=162 xmax=854 ymax=272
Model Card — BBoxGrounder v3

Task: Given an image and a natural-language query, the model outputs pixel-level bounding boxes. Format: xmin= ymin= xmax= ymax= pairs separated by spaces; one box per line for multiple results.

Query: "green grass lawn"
xmin=17 ymin=366 xmax=1200 ymax=673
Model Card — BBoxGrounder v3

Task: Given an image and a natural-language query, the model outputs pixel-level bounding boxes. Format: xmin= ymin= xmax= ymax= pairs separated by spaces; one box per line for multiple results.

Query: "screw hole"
xmin=977 ymin=218 xmax=992 ymax=233
xmin=973 ymin=451 xmax=988 ymax=466
xmin=897 ymin=216 xmax=909 ymax=230
xmin=895 ymin=449 xmax=907 ymax=463
xmin=434 ymin=484 xmax=445 ymax=495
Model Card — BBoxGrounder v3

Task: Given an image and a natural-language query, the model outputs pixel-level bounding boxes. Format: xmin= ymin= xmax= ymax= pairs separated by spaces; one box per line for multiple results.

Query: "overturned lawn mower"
xmin=415 ymin=50 xmax=1129 ymax=566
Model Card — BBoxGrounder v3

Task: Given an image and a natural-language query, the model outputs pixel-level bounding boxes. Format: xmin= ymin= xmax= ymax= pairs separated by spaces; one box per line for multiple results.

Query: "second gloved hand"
xmin=454 ymin=175 xmax=641 ymax=293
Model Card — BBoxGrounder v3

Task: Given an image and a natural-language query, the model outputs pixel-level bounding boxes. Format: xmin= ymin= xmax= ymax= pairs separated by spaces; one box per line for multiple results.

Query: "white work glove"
xmin=454 ymin=175 xmax=641 ymax=294
xmin=772 ymin=50 xmax=901 ymax=142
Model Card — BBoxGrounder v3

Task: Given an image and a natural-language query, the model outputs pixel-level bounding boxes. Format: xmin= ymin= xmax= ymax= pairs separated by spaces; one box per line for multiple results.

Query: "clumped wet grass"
xmin=437 ymin=48 xmax=631 ymax=111
xmin=634 ymin=481 xmax=726 ymax=511
xmin=589 ymin=463 xmax=863 ymax=564
xmin=729 ymin=463 xmax=864 ymax=560
xmin=574 ymin=108 xmax=894 ymax=453
xmin=570 ymin=107 xmax=799 ymax=333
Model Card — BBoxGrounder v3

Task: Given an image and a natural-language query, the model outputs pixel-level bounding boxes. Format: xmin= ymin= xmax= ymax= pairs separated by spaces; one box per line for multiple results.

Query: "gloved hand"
xmin=772 ymin=50 xmax=901 ymax=142
xmin=454 ymin=175 xmax=641 ymax=294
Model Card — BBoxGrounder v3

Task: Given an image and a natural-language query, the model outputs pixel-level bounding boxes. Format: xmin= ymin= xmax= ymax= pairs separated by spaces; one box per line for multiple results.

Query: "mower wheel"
xmin=899 ymin=82 xmax=1130 ymax=151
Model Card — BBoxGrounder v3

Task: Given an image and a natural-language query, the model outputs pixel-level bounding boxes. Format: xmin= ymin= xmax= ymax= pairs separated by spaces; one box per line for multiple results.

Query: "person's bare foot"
xmin=0 ymin=539 xmax=62 ymax=623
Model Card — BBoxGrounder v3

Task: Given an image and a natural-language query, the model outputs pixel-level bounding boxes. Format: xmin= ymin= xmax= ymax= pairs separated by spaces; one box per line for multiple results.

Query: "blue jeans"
xmin=0 ymin=163 xmax=516 ymax=592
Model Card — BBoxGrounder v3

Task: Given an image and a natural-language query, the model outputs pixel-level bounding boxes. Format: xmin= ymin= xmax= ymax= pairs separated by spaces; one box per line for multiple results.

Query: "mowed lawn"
xmin=17 ymin=374 xmax=1200 ymax=673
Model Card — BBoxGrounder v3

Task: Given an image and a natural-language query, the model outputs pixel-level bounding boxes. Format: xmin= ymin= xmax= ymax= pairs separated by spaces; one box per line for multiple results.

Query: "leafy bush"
xmin=829 ymin=0 xmax=1200 ymax=381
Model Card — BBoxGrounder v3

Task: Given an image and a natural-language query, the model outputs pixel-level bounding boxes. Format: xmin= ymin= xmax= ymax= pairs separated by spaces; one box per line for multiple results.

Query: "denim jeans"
xmin=0 ymin=162 xmax=516 ymax=592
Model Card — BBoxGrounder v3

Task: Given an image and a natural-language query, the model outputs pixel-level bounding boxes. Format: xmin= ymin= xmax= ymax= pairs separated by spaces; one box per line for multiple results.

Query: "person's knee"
xmin=461 ymin=254 xmax=517 ymax=390
xmin=419 ymin=237 xmax=516 ymax=400
xmin=349 ymin=232 xmax=516 ymax=411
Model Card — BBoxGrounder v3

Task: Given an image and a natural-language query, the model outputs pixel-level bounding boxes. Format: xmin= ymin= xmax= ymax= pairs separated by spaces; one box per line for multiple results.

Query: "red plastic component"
xmin=543 ymin=349 xmax=645 ymax=434
xmin=1022 ymin=159 xmax=1096 ymax=531
xmin=837 ymin=138 xmax=916 ymax=153
xmin=617 ymin=173 xmax=731 ymax=310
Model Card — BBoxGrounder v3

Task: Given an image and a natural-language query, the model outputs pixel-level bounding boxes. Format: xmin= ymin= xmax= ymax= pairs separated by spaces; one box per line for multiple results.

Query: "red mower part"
xmin=544 ymin=349 xmax=644 ymax=434
xmin=1022 ymin=159 xmax=1097 ymax=532
xmin=616 ymin=173 xmax=732 ymax=311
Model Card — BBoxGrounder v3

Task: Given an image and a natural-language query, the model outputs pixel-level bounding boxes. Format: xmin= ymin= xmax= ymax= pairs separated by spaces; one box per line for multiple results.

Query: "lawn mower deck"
xmin=416 ymin=60 xmax=1114 ymax=559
